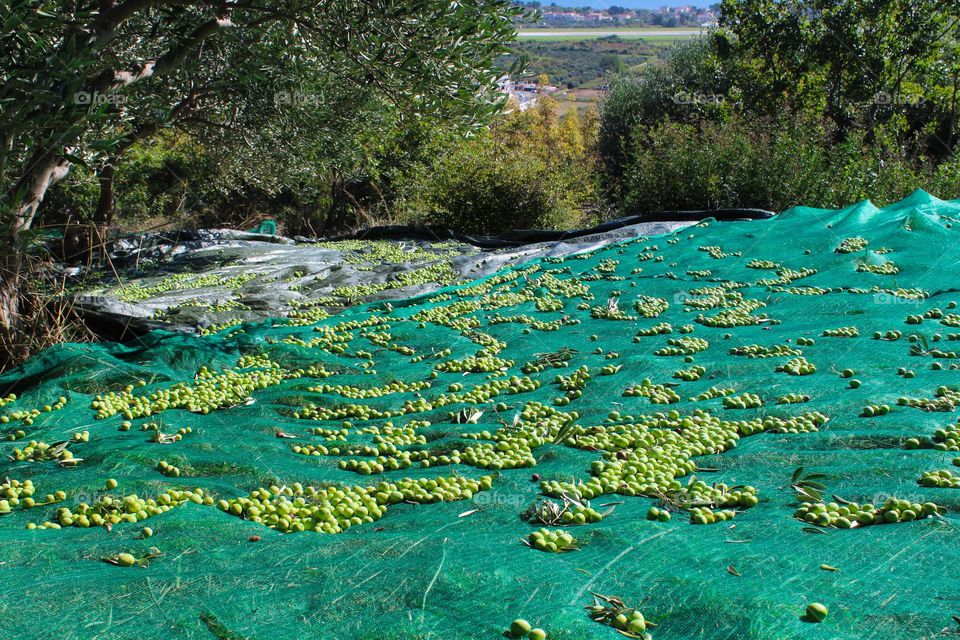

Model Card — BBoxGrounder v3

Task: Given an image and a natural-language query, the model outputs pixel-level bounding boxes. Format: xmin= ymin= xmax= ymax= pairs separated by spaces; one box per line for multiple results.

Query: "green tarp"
xmin=2 ymin=190 xmax=959 ymax=639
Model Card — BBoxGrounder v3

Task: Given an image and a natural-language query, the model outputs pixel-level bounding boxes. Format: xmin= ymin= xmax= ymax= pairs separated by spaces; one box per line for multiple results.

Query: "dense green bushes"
xmin=621 ymin=117 xmax=960 ymax=212
xmin=406 ymin=98 xmax=598 ymax=234
xmin=418 ymin=136 xmax=579 ymax=234
xmin=600 ymin=7 xmax=960 ymax=215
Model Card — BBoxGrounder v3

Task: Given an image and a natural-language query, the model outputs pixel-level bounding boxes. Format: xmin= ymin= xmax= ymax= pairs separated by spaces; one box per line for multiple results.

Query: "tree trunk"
xmin=94 ymin=161 xmax=116 ymax=228
xmin=1 ymin=152 xmax=70 ymax=369
xmin=0 ymin=252 xmax=25 ymax=370
xmin=11 ymin=151 xmax=72 ymax=234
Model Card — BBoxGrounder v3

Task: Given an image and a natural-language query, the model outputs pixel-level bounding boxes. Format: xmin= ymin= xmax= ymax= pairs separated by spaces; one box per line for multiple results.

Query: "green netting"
xmin=4 ymin=190 xmax=960 ymax=640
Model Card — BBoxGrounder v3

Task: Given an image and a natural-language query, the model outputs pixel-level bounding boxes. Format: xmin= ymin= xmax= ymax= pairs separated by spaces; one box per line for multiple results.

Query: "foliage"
xmin=0 ymin=0 xmax=522 ymax=235
xmin=599 ymin=2 xmax=960 ymax=214
xmin=497 ymin=36 xmax=661 ymax=89
xmin=621 ymin=115 xmax=956 ymax=213
xmin=598 ymin=38 xmax=731 ymax=199
xmin=409 ymin=98 xmax=598 ymax=234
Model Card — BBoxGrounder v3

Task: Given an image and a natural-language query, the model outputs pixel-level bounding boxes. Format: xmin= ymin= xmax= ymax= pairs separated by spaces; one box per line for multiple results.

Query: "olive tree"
xmin=0 ymin=0 xmax=519 ymax=363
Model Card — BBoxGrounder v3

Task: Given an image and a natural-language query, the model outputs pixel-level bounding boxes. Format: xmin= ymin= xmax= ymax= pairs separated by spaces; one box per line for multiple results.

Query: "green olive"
xmin=805 ymin=602 xmax=828 ymax=623
xmin=510 ymin=619 xmax=532 ymax=638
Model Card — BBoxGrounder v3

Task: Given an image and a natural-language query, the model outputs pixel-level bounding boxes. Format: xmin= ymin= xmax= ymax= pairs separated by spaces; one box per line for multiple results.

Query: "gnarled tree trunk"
xmin=1 ymin=151 xmax=71 ymax=370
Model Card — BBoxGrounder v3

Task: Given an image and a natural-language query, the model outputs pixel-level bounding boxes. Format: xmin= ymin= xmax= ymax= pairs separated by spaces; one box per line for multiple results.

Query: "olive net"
xmin=2 ymin=190 xmax=960 ymax=640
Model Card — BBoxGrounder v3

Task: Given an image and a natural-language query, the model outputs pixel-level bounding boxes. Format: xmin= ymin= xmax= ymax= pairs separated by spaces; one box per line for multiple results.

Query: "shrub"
xmin=420 ymin=136 xmax=583 ymax=234
xmin=619 ymin=116 xmax=955 ymax=214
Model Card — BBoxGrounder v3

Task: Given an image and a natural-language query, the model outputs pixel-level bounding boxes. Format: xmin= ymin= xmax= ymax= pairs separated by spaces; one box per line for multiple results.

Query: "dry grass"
xmin=0 ymin=236 xmax=100 ymax=374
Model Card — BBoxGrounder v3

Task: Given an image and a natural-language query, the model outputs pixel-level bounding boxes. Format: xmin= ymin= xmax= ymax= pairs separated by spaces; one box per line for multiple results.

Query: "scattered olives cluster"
xmin=535 ymin=296 xmax=564 ymax=312
xmin=723 ymin=393 xmax=763 ymax=409
xmin=434 ymin=354 xmax=513 ymax=374
xmin=931 ymin=421 xmax=960 ymax=450
xmin=688 ymin=386 xmax=736 ymax=402
xmin=113 ymin=271 xmax=257 ymax=303
xmin=822 ymin=326 xmax=859 ymax=337
xmin=673 ymin=365 xmax=705 ymax=381
xmin=835 ymin=236 xmax=868 ymax=253
xmin=32 ymin=487 xmax=212 ymax=530
xmin=861 ymin=404 xmax=891 ymax=417
xmin=777 ymin=357 xmax=816 ymax=375
xmin=623 ymin=379 xmax=680 ymax=404
xmin=763 ymin=412 xmax=828 ymax=434
xmin=0 ymin=478 xmax=39 ymax=512
xmin=794 ymin=497 xmax=942 ymax=528
xmin=156 ymin=460 xmax=182 ymax=477
xmin=777 ymin=393 xmax=811 ymax=404
xmin=918 ymin=469 xmax=960 ymax=488
xmin=542 ymin=408 xmax=823 ymax=507
xmin=858 ymin=262 xmax=899 ymax=275
xmin=0 ymin=395 xmax=67 ymax=426
xmin=521 ymin=499 xmax=605 ymax=526
xmin=633 ymin=323 xmax=673 ymax=340
xmin=147 ymin=425 xmax=192 ymax=443
xmin=669 ymin=480 xmax=759 ymax=509
xmin=507 ymin=619 xmax=547 ymax=640
xmin=92 ymin=364 xmax=288 ymax=420
xmin=646 ymin=506 xmax=671 ymax=521
xmin=696 ymin=307 xmax=771 ymax=328
xmin=220 ymin=476 xmax=492 ymax=534
xmin=590 ymin=301 xmax=636 ymax=321
xmin=873 ymin=329 xmax=903 ymax=340
xmin=654 ymin=337 xmax=708 ymax=356
xmin=698 ymin=245 xmax=741 ymax=259
xmin=309 ymin=379 xmax=431 ymax=399
xmin=634 ymin=296 xmax=669 ymax=318
xmin=729 ymin=344 xmax=800 ymax=358
xmin=689 ymin=506 xmax=736 ymax=524
xmin=10 ymin=440 xmax=75 ymax=464
xmin=555 ymin=366 xmax=591 ymax=393
xmin=526 ymin=528 xmax=578 ymax=552
xmin=588 ymin=604 xmax=652 ymax=638
xmin=556 ymin=504 xmax=603 ymax=525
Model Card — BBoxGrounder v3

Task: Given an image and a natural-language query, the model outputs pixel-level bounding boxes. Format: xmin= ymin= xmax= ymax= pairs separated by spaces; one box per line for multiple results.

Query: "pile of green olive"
xmin=723 ymin=393 xmax=764 ymax=409
xmin=92 ymin=364 xmax=288 ymax=420
xmin=633 ymin=323 xmax=673 ymax=340
xmin=526 ymin=528 xmax=578 ymax=552
xmin=918 ymin=469 xmax=960 ymax=488
xmin=654 ymin=337 xmax=709 ymax=356
xmin=729 ymin=344 xmax=800 ymax=358
xmin=822 ymin=326 xmax=859 ymax=337
xmin=777 ymin=357 xmax=816 ymax=375
xmin=32 ymin=487 xmax=212 ymax=530
xmin=794 ymin=497 xmax=942 ymax=528
xmin=777 ymin=393 xmax=811 ymax=404
xmin=623 ymin=379 xmax=680 ymax=404
xmin=219 ymin=476 xmax=491 ymax=534
xmin=689 ymin=506 xmax=737 ymax=524
xmin=673 ymin=365 xmax=706 ymax=381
